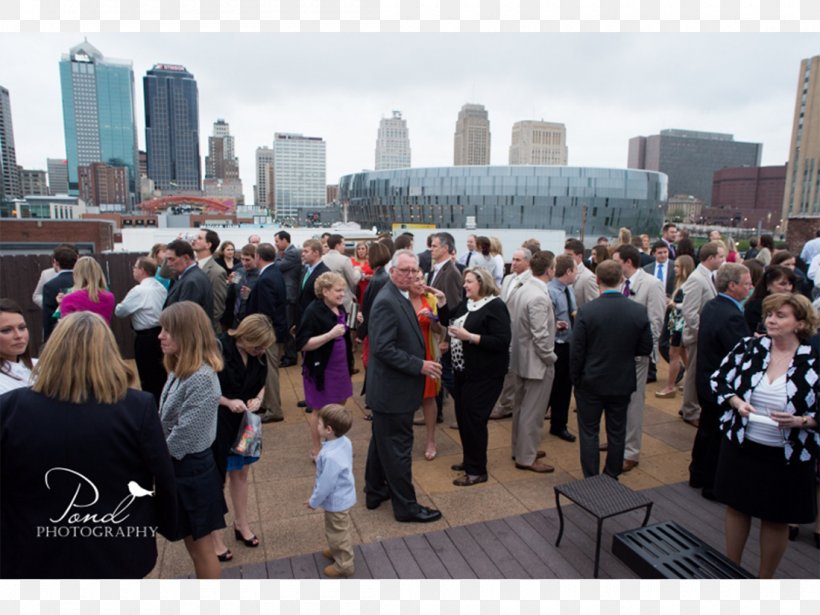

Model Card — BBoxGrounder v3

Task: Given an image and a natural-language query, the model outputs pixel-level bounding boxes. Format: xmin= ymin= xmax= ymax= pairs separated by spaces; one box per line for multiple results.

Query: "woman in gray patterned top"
xmin=158 ymin=301 xmax=226 ymax=579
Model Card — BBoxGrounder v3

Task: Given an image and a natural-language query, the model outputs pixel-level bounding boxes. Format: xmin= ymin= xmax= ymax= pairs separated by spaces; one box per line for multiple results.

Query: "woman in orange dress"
xmin=409 ymin=271 xmax=448 ymax=460
xmin=351 ymin=241 xmax=374 ymax=305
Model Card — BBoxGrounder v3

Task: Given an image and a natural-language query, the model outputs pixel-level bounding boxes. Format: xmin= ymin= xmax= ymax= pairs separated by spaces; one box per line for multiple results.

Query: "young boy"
xmin=305 ymin=404 xmax=356 ymax=577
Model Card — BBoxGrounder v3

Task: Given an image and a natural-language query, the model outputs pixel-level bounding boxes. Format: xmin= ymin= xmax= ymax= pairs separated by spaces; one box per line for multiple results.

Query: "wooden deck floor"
xmin=218 ymin=481 xmax=820 ymax=580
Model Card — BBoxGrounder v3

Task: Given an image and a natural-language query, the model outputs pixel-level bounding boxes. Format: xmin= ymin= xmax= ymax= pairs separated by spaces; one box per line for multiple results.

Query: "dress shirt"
xmin=801 ymin=237 xmax=820 ymax=264
xmin=652 ymin=260 xmax=669 ymax=284
xmin=302 ymin=262 xmax=319 ymax=288
xmin=503 ymin=273 xmax=526 ymax=301
xmin=308 ymin=435 xmax=356 ymax=512
xmin=196 ymin=255 xmax=213 ymax=268
xmin=115 ymin=277 xmax=168 ymax=331
xmin=429 ymin=259 xmax=446 ymax=285
xmin=547 ymin=278 xmax=575 ymax=344
xmin=718 ymin=292 xmax=744 ymax=312
xmin=0 ymin=361 xmax=35 ymax=395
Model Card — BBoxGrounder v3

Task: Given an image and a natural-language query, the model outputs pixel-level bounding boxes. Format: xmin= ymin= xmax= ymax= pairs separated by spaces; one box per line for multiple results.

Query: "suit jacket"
xmin=417 ymin=249 xmax=432 ymax=275
xmin=164 ymin=264 xmax=214 ymax=324
xmin=508 ymin=279 xmax=557 ymax=380
xmin=365 ymin=281 xmax=426 ymax=414
xmin=429 ymin=258 xmax=463 ymax=308
xmin=276 ymin=244 xmax=302 ymax=304
xmin=246 ymin=263 xmax=288 ymax=342
xmin=0 ymin=388 xmax=177 ymax=579
xmin=500 ymin=270 xmax=532 ymax=303
xmin=199 ymin=257 xmax=227 ymax=325
xmin=627 ymin=268 xmax=667 ymax=347
xmin=681 ymin=264 xmax=717 ymax=346
xmin=570 ymin=293 xmax=653 ymax=397
xmin=643 ymin=260 xmax=676 ymax=297
xmin=358 ymin=266 xmax=389 ymax=341
xmin=42 ymin=270 xmax=73 ymax=342
xmin=639 ymin=252 xmax=655 ymax=267
xmin=695 ymin=295 xmax=750 ymax=405
xmin=573 ymin=262 xmax=599 ymax=307
xmin=297 ymin=261 xmax=330 ymax=318
xmin=322 ymin=250 xmax=362 ymax=311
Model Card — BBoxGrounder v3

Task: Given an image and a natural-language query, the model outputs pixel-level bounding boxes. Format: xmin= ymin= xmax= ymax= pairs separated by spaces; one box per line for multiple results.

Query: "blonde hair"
xmin=314 ymin=271 xmax=346 ymax=298
xmin=490 ymin=237 xmax=503 ymax=257
xmin=72 ymin=256 xmax=108 ymax=303
xmin=230 ymin=313 xmax=276 ymax=349
xmin=762 ymin=293 xmax=818 ymax=342
xmin=31 ymin=312 xmax=135 ymax=404
xmin=159 ymin=302 xmax=223 ymax=378
xmin=464 ymin=267 xmax=500 ymax=298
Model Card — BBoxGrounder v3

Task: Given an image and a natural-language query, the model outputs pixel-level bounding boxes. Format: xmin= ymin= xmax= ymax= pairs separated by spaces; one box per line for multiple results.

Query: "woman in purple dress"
xmin=294 ymin=272 xmax=354 ymax=461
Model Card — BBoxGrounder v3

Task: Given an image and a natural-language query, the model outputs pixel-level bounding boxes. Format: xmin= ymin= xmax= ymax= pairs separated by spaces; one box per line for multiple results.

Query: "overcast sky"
xmin=2 ymin=34 xmax=817 ymax=198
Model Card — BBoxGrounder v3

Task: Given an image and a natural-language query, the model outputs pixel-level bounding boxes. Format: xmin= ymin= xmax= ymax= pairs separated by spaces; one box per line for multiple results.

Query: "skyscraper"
xmin=19 ymin=168 xmax=49 ymax=196
xmin=374 ymin=111 xmax=411 ymax=170
xmin=144 ymin=63 xmax=201 ymax=192
xmin=272 ymin=133 xmax=326 ymax=221
xmin=47 ymin=158 xmax=69 ymax=195
xmin=509 ymin=120 xmax=568 ymax=165
xmin=59 ymin=41 xmax=139 ymax=203
xmin=1 ymin=85 xmax=22 ymax=202
xmin=78 ymin=162 xmax=128 ymax=209
xmin=628 ymin=129 xmax=762 ymax=207
xmin=454 ymin=103 xmax=491 ymax=166
xmin=204 ymin=119 xmax=243 ymax=203
xmin=782 ymin=55 xmax=820 ymax=229
xmin=254 ymin=146 xmax=275 ymax=207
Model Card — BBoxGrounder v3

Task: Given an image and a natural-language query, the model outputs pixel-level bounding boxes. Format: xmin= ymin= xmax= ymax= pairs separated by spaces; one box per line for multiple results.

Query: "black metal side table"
xmin=554 ymin=474 xmax=653 ymax=578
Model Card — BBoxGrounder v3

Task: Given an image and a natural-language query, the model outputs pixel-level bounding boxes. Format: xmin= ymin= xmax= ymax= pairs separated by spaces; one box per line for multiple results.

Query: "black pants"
xmin=364 ymin=410 xmax=418 ymax=520
xmin=549 ymin=343 xmax=572 ymax=432
xmin=134 ymin=327 xmax=167 ymax=406
xmin=575 ymin=388 xmax=630 ymax=478
xmin=282 ymin=302 xmax=298 ymax=363
xmin=435 ymin=351 xmax=454 ymax=420
xmin=453 ymin=371 xmax=504 ymax=476
xmin=689 ymin=399 xmax=722 ymax=489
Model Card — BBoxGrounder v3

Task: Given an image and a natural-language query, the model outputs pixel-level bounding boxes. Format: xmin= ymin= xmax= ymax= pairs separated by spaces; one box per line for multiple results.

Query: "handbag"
xmin=231 ymin=410 xmax=263 ymax=457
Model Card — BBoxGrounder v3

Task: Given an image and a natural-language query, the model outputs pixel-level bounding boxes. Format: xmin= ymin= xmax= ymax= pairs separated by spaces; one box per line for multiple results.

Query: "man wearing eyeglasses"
xmin=364 ymin=249 xmax=443 ymax=524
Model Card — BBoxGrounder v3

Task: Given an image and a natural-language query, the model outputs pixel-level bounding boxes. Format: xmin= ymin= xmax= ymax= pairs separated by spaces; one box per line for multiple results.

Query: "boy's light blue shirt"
xmin=308 ymin=435 xmax=356 ymax=512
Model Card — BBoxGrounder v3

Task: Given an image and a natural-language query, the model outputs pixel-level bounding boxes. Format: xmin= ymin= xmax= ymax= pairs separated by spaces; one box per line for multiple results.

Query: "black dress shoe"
xmin=701 ymin=488 xmax=717 ymax=501
xmin=550 ymin=428 xmax=576 ymax=443
xmin=453 ymin=473 xmax=489 ymax=486
xmin=788 ymin=526 xmax=799 ymax=541
xmin=297 ymin=400 xmax=307 ymax=408
xmin=450 ymin=463 xmax=464 ymax=471
xmin=396 ymin=506 xmax=442 ymax=523
xmin=365 ymin=494 xmax=390 ymax=510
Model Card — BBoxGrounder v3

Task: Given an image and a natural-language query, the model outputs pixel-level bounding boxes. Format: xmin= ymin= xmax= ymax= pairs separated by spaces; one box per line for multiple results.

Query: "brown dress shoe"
xmin=599 ymin=442 xmax=608 ymax=451
xmin=322 ymin=548 xmax=333 ymax=559
xmin=622 ymin=459 xmax=639 ymax=472
xmin=515 ymin=461 xmax=555 ymax=473
xmin=511 ymin=450 xmax=546 ymax=461
xmin=324 ymin=564 xmax=353 ymax=578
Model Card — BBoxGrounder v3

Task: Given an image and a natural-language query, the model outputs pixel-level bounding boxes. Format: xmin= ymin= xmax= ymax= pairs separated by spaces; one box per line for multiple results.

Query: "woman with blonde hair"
xmin=158 ymin=301 xmax=226 ymax=579
xmin=210 ymin=314 xmax=275 ymax=560
xmin=489 ymin=237 xmax=505 ymax=286
xmin=59 ymin=256 xmax=116 ymax=323
xmin=0 ymin=312 xmax=176 ymax=578
xmin=614 ymin=227 xmax=632 ymax=249
xmin=656 ymin=254 xmax=696 ymax=398
xmin=351 ymin=241 xmax=374 ymax=304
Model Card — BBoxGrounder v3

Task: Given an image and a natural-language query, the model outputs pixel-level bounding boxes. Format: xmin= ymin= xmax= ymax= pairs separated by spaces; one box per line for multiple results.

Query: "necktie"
xmin=564 ymin=286 xmax=575 ymax=326
xmin=301 ymin=266 xmax=310 ymax=289
xmin=623 ymin=279 xmax=631 ymax=297
xmin=465 ymin=252 xmax=472 ymax=267
xmin=656 ymin=263 xmax=664 ymax=282
xmin=667 ymin=242 xmax=676 ymax=259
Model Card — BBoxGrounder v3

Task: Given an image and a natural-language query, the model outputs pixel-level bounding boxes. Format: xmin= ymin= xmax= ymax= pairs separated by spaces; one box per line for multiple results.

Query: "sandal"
xmin=216 ymin=549 xmax=233 ymax=562
xmin=424 ymin=448 xmax=437 ymax=461
xmin=234 ymin=524 xmax=260 ymax=548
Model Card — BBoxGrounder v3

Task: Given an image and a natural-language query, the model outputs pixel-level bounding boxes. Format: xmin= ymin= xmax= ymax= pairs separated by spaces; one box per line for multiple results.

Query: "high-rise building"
xmin=703 ymin=165 xmax=787 ymax=228
xmin=78 ymin=162 xmax=128 ymax=210
xmin=144 ymin=63 xmax=201 ymax=193
xmin=628 ymin=129 xmax=762 ymax=207
xmin=0 ymin=85 xmax=22 ymax=202
xmin=254 ymin=146 xmax=275 ymax=207
xmin=509 ymin=120 xmax=568 ymax=165
xmin=59 ymin=41 xmax=139 ymax=203
xmin=204 ymin=119 xmax=243 ymax=204
xmin=374 ymin=111 xmax=411 ymax=170
xmin=47 ymin=158 xmax=69 ymax=195
xmin=18 ymin=168 xmax=49 ymax=196
xmin=272 ymin=133 xmax=326 ymax=221
xmin=782 ymin=56 xmax=820 ymax=229
xmin=454 ymin=103 xmax=491 ymax=166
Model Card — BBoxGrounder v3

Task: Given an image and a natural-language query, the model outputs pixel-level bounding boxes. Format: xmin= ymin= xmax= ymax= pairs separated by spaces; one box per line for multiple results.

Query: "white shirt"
xmin=0 ymin=360 xmax=35 ymax=395
xmin=651 ymin=260 xmax=669 ymax=285
xmin=115 ymin=277 xmax=168 ymax=331
xmin=197 ymin=255 xmax=213 ymax=267
xmin=808 ymin=253 xmax=820 ymax=285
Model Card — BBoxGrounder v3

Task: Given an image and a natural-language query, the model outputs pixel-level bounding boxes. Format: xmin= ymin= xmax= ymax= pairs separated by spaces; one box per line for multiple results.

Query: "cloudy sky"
xmin=2 ymin=34 xmax=817 ymax=198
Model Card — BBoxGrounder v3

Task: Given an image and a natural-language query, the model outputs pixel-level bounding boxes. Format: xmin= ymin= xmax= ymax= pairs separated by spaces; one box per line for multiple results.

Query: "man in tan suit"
xmin=508 ymin=251 xmax=558 ymax=473
xmin=489 ymin=248 xmax=533 ymax=420
xmin=678 ymin=241 xmax=725 ymax=426
xmin=192 ymin=228 xmax=228 ymax=330
xmin=565 ymin=238 xmax=599 ymax=307
xmin=613 ymin=245 xmax=666 ymax=472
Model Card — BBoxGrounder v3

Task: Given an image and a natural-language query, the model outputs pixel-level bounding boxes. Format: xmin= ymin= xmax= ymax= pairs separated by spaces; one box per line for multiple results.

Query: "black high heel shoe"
xmin=788 ymin=526 xmax=799 ymax=541
xmin=234 ymin=524 xmax=260 ymax=548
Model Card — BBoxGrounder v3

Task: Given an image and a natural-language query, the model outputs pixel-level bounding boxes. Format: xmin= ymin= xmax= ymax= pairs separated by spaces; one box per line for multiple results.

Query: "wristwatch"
xmin=802 ymin=415 xmax=809 ymax=427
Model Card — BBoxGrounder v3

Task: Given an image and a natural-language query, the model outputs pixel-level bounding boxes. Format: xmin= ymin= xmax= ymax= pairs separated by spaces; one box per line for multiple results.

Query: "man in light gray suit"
xmin=565 ymin=238 xmax=599 ymax=307
xmin=192 ymin=228 xmax=227 ymax=330
xmin=678 ymin=241 xmax=725 ymax=427
xmin=322 ymin=234 xmax=362 ymax=312
xmin=613 ymin=245 xmax=667 ymax=472
xmin=507 ymin=251 xmax=558 ymax=472
xmin=364 ymin=250 xmax=443 ymax=523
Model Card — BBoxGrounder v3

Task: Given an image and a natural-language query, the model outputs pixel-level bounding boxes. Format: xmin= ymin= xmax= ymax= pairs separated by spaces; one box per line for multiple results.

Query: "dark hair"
xmin=426 ymin=234 xmax=434 ymax=248
xmin=759 ymin=234 xmax=774 ymax=250
xmin=432 ymin=232 xmax=456 ymax=254
xmin=240 ymin=243 xmax=257 ymax=258
xmin=676 ymin=237 xmax=695 ymax=258
xmin=651 ymin=240 xmax=669 ymax=254
xmin=554 ymin=254 xmax=575 ymax=278
xmin=698 ymin=241 xmax=722 ymax=263
xmin=275 ymin=230 xmax=291 ymax=243
xmin=394 ymin=234 xmax=413 ymax=251
xmin=476 ymin=236 xmax=491 ymax=256
xmin=596 ymin=260 xmax=623 ymax=287
xmin=318 ymin=403 xmax=353 ymax=437
xmin=256 ymin=243 xmax=277 ymax=263
xmin=564 ymin=238 xmax=584 ymax=256
xmin=614 ymin=244 xmax=641 ymax=268
xmin=771 ymin=251 xmax=796 ymax=267
xmin=166 ymin=239 xmax=194 ymax=259
xmin=662 ymin=223 xmax=677 ymax=233
xmin=53 ymin=246 xmax=78 ymax=270
xmin=0 ymin=299 xmax=33 ymax=372
xmin=368 ymin=242 xmax=391 ymax=269
xmin=748 ymin=237 xmax=759 ymax=248
xmin=202 ymin=229 xmax=220 ymax=254
xmin=327 ymin=234 xmax=344 ymax=250
xmin=135 ymin=256 xmax=157 ymax=277
xmin=750 ymin=265 xmax=796 ymax=301
xmin=742 ymin=259 xmax=765 ymax=287
xmin=378 ymin=236 xmax=395 ymax=255
xmin=530 ymin=250 xmax=555 ymax=277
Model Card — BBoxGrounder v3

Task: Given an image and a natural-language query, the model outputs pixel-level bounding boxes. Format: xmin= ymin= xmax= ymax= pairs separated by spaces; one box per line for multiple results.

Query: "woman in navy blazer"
xmin=0 ymin=312 xmax=176 ymax=579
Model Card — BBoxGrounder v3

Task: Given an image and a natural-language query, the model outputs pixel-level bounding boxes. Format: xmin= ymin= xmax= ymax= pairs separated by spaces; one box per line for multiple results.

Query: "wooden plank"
xmin=402 ymin=534 xmax=451 ymax=579
xmin=503 ymin=515 xmax=583 ymax=578
xmin=241 ymin=562 xmax=269 ymax=579
xmin=359 ymin=541 xmax=398 ymax=579
xmin=221 ymin=565 xmax=241 ymax=579
xmin=381 ymin=536 xmax=425 ymax=579
xmin=444 ymin=525 xmax=503 ymax=579
xmin=350 ymin=545 xmax=373 ymax=579
xmin=483 ymin=518 xmax=554 ymax=579
xmin=265 ymin=557 xmax=294 ymax=579
xmin=464 ymin=522 xmax=529 ymax=579
xmin=291 ymin=553 xmax=319 ymax=579
xmin=423 ymin=530 xmax=477 ymax=579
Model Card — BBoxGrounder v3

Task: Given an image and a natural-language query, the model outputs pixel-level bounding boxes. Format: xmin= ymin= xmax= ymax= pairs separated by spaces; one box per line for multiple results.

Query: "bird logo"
xmin=127 ymin=481 xmax=155 ymax=498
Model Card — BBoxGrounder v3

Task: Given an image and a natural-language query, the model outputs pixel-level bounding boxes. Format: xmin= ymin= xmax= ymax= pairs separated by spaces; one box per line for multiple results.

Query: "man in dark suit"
xmin=246 ymin=242 xmax=288 ymax=423
xmin=364 ymin=250 xmax=443 ymax=523
xmin=660 ymin=223 xmax=678 ymax=259
xmin=274 ymin=230 xmax=302 ymax=367
xmin=296 ymin=239 xmax=330 ymax=322
xmin=570 ymin=260 xmax=653 ymax=478
xmin=417 ymin=234 xmax=433 ymax=276
xmin=643 ymin=241 xmax=676 ymax=297
xmin=41 ymin=245 xmax=78 ymax=343
xmin=689 ymin=263 xmax=752 ymax=499
xmin=163 ymin=239 xmax=214 ymax=320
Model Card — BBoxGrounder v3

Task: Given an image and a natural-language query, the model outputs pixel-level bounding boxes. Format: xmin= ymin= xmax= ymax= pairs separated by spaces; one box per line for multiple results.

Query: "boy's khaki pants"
xmin=325 ymin=509 xmax=354 ymax=574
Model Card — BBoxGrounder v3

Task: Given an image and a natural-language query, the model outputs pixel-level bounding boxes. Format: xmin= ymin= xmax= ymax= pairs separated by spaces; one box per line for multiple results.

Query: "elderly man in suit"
xmin=322 ymin=234 xmax=362 ymax=313
xmin=644 ymin=241 xmax=676 ymax=297
xmin=689 ymin=263 xmax=751 ymax=499
xmin=191 ymin=228 xmax=227 ymax=329
xmin=564 ymin=238 xmax=599 ymax=307
xmin=508 ymin=251 xmax=558 ymax=472
xmin=246 ymin=242 xmax=288 ymax=423
xmin=41 ymin=245 xmax=78 ymax=343
xmin=489 ymin=247 xmax=533 ymax=420
xmin=678 ymin=241 xmax=726 ymax=427
xmin=571 ymin=260 xmax=653 ymax=478
xmin=364 ymin=250 xmax=443 ymax=523
xmin=612 ymin=245 xmax=666 ymax=472
xmin=163 ymin=239 xmax=214 ymax=319
xmin=274 ymin=230 xmax=302 ymax=367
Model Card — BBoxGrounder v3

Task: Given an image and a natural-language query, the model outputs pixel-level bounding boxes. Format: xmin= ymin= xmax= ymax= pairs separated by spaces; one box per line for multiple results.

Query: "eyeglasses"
xmin=396 ymin=267 xmax=420 ymax=275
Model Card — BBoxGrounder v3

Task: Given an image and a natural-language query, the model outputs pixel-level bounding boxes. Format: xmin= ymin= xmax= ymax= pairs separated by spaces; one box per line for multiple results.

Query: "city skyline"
xmin=1 ymin=34 xmax=816 ymax=203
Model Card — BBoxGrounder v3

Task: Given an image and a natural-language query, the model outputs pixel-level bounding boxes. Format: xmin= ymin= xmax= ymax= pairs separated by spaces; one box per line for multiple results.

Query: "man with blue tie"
xmin=643 ymin=241 xmax=676 ymax=298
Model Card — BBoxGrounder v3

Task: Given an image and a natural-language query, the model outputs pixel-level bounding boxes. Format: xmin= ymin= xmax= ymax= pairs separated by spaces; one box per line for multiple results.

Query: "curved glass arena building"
xmin=338 ymin=166 xmax=668 ymax=237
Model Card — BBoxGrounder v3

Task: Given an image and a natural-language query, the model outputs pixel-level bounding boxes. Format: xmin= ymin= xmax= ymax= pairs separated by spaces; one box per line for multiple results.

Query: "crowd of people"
xmin=1 ymin=224 xmax=818 ymax=580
